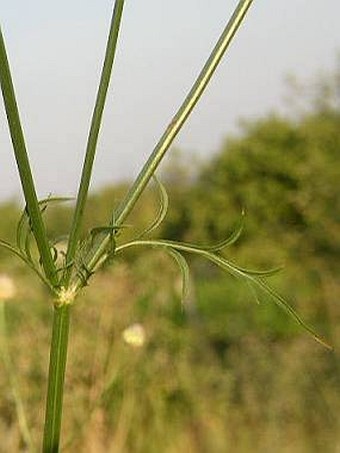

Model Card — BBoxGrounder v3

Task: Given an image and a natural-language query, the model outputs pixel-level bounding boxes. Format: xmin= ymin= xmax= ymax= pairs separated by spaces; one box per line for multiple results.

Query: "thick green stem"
xmin=0 ymin=28 xmax=58 ymax=287
xmin=43 ymin=304 xmax=71 ymax=453
xmin=64 ymin=0 xmax=125 ymax=284
xmin=72 ymin=0 xmax=254 ymax=290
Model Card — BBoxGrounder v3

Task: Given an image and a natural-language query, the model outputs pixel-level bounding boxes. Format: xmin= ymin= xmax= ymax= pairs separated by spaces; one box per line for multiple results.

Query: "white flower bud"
xmin=122 ymin=323 xmax=146 ymax=348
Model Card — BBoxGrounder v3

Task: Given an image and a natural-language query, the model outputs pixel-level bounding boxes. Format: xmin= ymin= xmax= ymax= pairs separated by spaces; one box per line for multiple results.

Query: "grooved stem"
xmin=0 ymin=28 xmax=58 ymax=287
xmin=65 ymin=0 xmax=126 ymax=284
xmin=43 ymin=304 xmax=71 ymax=453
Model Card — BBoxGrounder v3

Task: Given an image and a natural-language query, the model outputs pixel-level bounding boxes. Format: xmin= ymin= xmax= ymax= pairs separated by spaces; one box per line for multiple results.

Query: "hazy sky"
xmin=1 ymin=1 xmax=339 ymax=202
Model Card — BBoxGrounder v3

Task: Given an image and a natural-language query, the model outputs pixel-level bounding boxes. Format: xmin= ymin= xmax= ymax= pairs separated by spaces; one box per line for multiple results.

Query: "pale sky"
xmin=1 ymin=1 xmax=339 ymax=201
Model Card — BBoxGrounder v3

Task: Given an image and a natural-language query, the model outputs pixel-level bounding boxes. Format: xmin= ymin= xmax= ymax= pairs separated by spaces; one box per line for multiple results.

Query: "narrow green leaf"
xmin=166 ymin=248 xmax=190 ymax=305
xmin=205 ymin=210 xmax=245 ymax=252
xmin=17 ymin=197 xmax=73 ymax=263
xmin=0 ymin=239 xmax=52 ymax=289
xmin=16 ymin=207 xmax=30 ymax=254
xmin=254 ymin=278 xmax=333 ymax=350
xmin=24 ymin=227 xmax=34 ymax=265
xmin=201 ymin=252 xmax=332 ymax=349
xmin=230 ymin=262 xmax=284 ymax=277
xmin=116 ymin=239 xmax=331 ymax=349
xmin=246 ymin=281 xmax=261 ymax=305
xmin=0 ymin=238 xmax=30 ymax=269
xmin=138 ymin=175 xmax=169 ymax=238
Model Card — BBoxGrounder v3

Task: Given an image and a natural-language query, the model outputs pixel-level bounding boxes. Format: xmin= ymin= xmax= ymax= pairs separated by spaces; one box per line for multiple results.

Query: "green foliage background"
xmin=0 ymin=72 xmax=339 ymax=451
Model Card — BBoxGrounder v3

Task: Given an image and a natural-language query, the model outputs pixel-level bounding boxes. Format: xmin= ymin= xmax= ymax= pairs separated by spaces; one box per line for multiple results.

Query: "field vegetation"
xmin=0 ymin=70 xmax=339 ymax=451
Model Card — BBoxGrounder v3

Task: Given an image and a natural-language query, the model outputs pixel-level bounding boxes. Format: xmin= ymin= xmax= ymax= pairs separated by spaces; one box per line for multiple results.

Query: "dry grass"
xmin=0 ymin=257 xmax=339 ymax=452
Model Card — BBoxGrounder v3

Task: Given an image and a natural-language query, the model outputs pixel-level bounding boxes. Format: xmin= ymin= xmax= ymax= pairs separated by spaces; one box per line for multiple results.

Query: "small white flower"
xmin=0 ymin=274 xmax=16 ymax=301
xmin=122 ymin=323 xmax=146 ymax=348
xmin=55 ymin=286 xmax=77 ymax=307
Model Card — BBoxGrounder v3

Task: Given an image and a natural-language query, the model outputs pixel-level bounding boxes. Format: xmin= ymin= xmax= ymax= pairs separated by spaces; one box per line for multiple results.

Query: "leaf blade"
xmin=138 ymin=175 xmax=169 ymax=239
xmin=166 ymin=248 xmax=190 ymax=305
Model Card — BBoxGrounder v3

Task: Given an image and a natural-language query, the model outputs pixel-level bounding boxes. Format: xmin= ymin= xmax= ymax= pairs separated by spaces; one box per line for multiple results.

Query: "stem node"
xmin=55 ymin=287 xmax=77 ymax=308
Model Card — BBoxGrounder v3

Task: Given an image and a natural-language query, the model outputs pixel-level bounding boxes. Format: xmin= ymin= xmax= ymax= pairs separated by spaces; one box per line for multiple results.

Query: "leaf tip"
xmin=313 ymin=334 xmax=333 ymax=351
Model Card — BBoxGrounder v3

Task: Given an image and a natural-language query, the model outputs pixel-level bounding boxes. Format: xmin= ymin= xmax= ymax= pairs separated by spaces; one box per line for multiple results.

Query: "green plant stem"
xmin=72 ymin=0 xmax=254 ymax=289
xmin=43 ymin=304 xmax=71 ymax=453
xmin=0 ymin=28 xmax=58 ymax=287
xmin=0 ymin=300 xmax=34 ymax=452
xmin=64 ymin=0 xmax=125 ymax=284
xmin=115 ymin=0 xmax=253 ymax=225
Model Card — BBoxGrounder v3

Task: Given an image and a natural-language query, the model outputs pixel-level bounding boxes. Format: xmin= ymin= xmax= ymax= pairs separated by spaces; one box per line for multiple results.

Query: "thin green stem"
xmin=115 ymin=0 xmax=253 ymax=225
xmin=0 ymin=239 xmax=54 ymax=290
xmin=0 ymin=300 xmax=34 ymax=452
xmin=72 ymin=0 xmax=254 ymax=289
xmin=0 ymin=28 xmax=58 ymax=287
xmin=43 ymin=304 xmax=71 ymax=453
xmin=64 ymin=0 xmax=125 ymax=284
